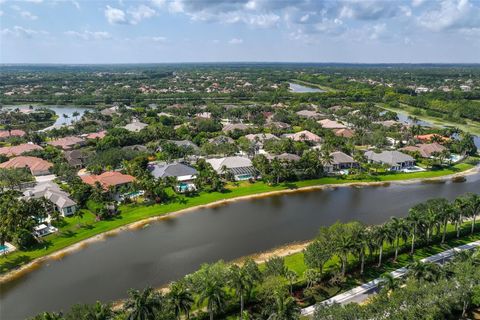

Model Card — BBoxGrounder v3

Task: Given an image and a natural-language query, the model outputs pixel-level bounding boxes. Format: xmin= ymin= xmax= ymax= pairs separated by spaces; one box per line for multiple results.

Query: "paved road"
xmin=301 ymin=240 xmax=480 ymax=317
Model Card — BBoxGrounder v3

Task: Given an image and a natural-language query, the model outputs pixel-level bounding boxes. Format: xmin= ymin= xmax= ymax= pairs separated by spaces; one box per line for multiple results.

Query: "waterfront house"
xmin=85 ymin=131 xmax=107 ymax=140
xmin=0 ymin=156 xmax=53 ymax=176
xmin=400 ymin=143 xmax=447 ymax=158
xmin=318 ymin=119 xmax=347 ymax=130
xmin=267 ymin=153 xmax=301 ymax=162
xmin=364 ymin=150 xmax=415 ymax=171
xmin=148 ymin=162 xmax=198 ymax=192
xmin=206 ymin=156 xmax=257 ymax=181
xmin=24 ymin=182 xmax=77 ymax=217
xmin=81 ymin=171 xmax=135 ymax=200
xmin=415 ymin=134 xmax=450 ymax=144
xmin=0 ymin=143 xmax=43 ymax=157
xmin=323 ymin=151 xmax=358 ymax=173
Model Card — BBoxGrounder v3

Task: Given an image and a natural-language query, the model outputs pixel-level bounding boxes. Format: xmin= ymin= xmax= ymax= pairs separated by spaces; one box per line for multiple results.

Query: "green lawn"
xmin=290 ymin=79 xmax=340 ymax=93
xmin=0 ymin=158 xmax=478 ymax=274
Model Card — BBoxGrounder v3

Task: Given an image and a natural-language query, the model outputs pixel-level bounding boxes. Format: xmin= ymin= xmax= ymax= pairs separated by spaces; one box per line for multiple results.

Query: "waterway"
xmin=2 ymin=105 xmax=89 ymax=129
xmin=1 ymin=171 xmax=479 ymax=319
xmin=289 ymin=83 xmax=325 ymax=93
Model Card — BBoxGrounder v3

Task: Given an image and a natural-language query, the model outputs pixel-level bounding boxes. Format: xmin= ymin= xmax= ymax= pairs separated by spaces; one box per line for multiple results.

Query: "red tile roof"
xmin=86 ymin=131 xmax=106 ymax=140
xmin=0 ymin=143 xmax=43 ymax=157
xmin=48 ymin=136 xmax=85 ymax=150
xmin=0 ymin=156 xmax=52 ymax=175
xmin=81 ymin=171 xmax=135 ymax=190
xmin=415 ymin=134 xmax=450 ymax=143
xmin=0 ymin=130 xmax=26 ymax=139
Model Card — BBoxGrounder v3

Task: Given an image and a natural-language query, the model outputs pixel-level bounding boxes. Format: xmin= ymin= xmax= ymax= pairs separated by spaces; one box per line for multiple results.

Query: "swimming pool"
xmin=0 ymin=244 xmax=9 ymax=253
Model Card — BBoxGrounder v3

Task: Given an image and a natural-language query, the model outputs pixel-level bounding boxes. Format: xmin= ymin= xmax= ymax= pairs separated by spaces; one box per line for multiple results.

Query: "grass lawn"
xmin=0 ymin=157 xmax=478 ymax=274
xmin=378 ymin=102 xmax=480 ymax=136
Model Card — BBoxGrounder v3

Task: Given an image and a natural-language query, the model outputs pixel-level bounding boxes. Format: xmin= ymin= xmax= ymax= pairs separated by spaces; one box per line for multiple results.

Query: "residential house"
xmin=148 ymin=162 xmax=198 ymax=192
xmin=64 ymin=149 xmax=91 ymax=168
xmin=24 ymin=182 xmax=77 ymax=217
xmin=318 ymin=119 xmax=347 ymax=130
xmin=206 ymin=156 xmax=257 ymax=181
xmin=222 ymin=123 xmax=250 ymax=132
xmin=0 ymin=143 xmax=43 ymax=157
xmin=283 ymin=130 xmax=322 ymax=144
xmin=48 ymin=136 xmax=85 ymax=150
xmin=333 ymin=128 xmax=355 ymax=138
xmin=195 ymin=112 xmax=212 ymax=120
xmin=400 ymin=143 xmax=447 ymax=158
xmin=244 ymin=133 xmax=278 ymax=148
xmin=122 ymin=144 xmax=148 ymax=152
xmin=364 ymin=150 xmax=415 ymax=171
xmin=415 ymin=134 xmax=450 ymax=144
xmin=267 ymin=153 xmax=301 ymax=162
xmin=296 ymin=110 xmax=323 ymax=119
xmin=268 ymin=121 xmax=291 ymax=130
xmin=0 ymin=156 xmax=53 ymax=175
xmin=0 ymin=129 xmax=26 ymax=140
xmin=208 ymin=135 xmax=235 ymax=145
xmin=85 ymin=131 xmax=106 ymax=140
xmin=124 ymin=119 xmax=148 ymax=132
xmin=81 ymin=171 xmax=135 ymax=200
xmin=324 ymin=151 xmax=358 ymax=173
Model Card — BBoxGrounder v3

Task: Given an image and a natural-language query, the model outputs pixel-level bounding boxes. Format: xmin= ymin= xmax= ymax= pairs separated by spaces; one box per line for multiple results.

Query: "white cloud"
xmin=23 ymin=0 xmax=43 ymax=3
xmin=64 ymin=30 xmax=111 ymax=40
xmin=1 ymin=25 xmax=48 ymax=38
xmin=20 ymin=10 xmax=38 ymax=20
xmin=151 ymin=36 xmax=167 ymax=42
xmin=151 ymin=0 xmax=166 ymax=8
xmin=128 ymin=5 xmax=156 ymax=24
xmin=105 ymin=5 xmax=128 ymax=25
xmin=229 ymin=38 xmax=243 ymax=44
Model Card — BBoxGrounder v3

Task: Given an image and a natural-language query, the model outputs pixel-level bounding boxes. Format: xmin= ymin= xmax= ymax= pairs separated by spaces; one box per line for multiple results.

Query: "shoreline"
xmin=0 ymin=164 xmax=478 ymax=284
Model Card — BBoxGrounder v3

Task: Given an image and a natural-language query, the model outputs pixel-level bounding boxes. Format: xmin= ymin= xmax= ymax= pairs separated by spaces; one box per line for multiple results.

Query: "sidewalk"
xmin=301 ymin=240 xmax=480 ymax=317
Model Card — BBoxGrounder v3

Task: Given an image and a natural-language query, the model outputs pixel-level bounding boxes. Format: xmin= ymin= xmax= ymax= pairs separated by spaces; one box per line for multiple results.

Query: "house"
xmin=148 ymin=162 xmax=198 ymax=192
xmin=268 ymin=121 xmax=291 ymax=130
xmin=222 ymin=123 xmax=250 ymax=132
xmin=206 ymin=156 xmax=257 ymax=181
xmin=324 ymin=151 xmax=358 ymax=173
xmin=33 ymin=224 xmax=58 ymax=237
xmin=267 ymin=153 xmax=301 ymax=162
xmin=48 ymin=136 xmax=85 ymax=150
xmin=333 ymin=128 xmax=355 ymax=138
xmin=318 ymin=119 xmax=347 ymax=130
xmin=296 ymin=110 xmax=323 ymax=119
xmin=208 ymin=135 xmax=235 ymax=145
xmin=24 ymin=182 xmax=77 ymax=217
xmin=364 ymin=150 xmax=415 ymax=171
xmin=400 ymin=143 xmax=447 ymax=158
xmin=375 ymin=120 xmax=401 ymax=128
xmin=0 ymin=129 xmax=26 ymax=140
xmin=0 ymin=156 xmax=52 ymax=176
xmin=415 ymin=134 xmax=450 ymax=144
xmin=122 ymin=144 xmax=148 ymax=152
xmin=244 ymin=133 xmax=278 ymax=147
xmin=81 ymin=171 xmax=135 ymax=199
xmin=195 ymin=112 xmax=212 ymax=120
xmin=283 ymin=130 xmax=322 ymax=144
xmin=100 ymin=106 xmax=120 ymax=116
xmin=64 ymin=149 xmax=91 ymax=168
xmin=0 ymin=143 xmax=43 ymax=157
xmin=124 ymin=119 xmax=148 ymax=132
xmin=85 ymin=131 xmax=106 ymax=140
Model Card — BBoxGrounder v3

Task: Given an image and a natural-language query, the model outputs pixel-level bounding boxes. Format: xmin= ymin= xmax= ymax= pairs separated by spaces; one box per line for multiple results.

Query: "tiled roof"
xmin=0 ymin=143 xmax=43 ymax=157
xmin=0 ymin=156 xmax=52 ymax=175
xmin=400 ymin=143 xmax=446 ymax=158
xmin=365 ymin=150 xmax=414 ymax=166
xmin=283 ymin=130 xmax=322 ymax=143
xmin=81 ymin=171 xmax=135 ymax=190
xmin=149 ymin=162 xmax=198 ymax=179
xmin=318 ymin=119 xmax=347 ymax=129
xmin=48 ymin=136 xmax=85 ymax=150
xmin=86 ymin=131 xmax=106 ymax=140
xmin=0 ymin=129 xmax=26 ymax=139
xmin=206 ymin=156 xmax=253 ymax=171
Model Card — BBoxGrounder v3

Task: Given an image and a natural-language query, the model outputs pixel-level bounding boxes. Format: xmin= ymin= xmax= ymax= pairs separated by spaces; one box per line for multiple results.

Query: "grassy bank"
xmin=0 ymin=158 xmax=478 ymax=275
xmin=378 ymin=103 xmax=480 ymax=136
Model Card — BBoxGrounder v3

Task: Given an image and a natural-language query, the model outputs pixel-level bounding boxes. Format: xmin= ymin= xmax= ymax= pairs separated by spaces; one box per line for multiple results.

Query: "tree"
xmin=407 ymin=203 xmax=425 ymax=254
xmin=285 ymin=270 xmax=297 ymax=295
xmin=228 ymin=263 xmax=256 ymax=319
xmin=379 ymin=273 xmax=400 ymax=293
xmin=265 ymin=256 xmax=287 ymax=277
xmin=168 ymin=280 xmax=193 ymax=320
xmin=387 ymin=217 xmax=409 ymax=261
xmin=304 ymin=239 xmax=332 ymax=275
xmin=456 ymin=193 xmax=480 ymax=235
xmin=190 ymin=262 xmax=228 ymax=320
xmin=371 ymin=224 xmax=388 ymax=267
xmin=124 ymin=287 xmax=162 ymax=320
xmin=407 ymin=261 xmax=442 ymax=282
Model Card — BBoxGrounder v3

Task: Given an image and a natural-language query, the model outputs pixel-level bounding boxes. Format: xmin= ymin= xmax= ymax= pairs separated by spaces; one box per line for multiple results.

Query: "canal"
xmin=1 ymin=170 xmax=479 ymax=319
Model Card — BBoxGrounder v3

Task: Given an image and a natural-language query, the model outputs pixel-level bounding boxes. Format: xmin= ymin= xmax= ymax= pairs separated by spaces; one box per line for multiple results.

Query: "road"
xmin=301 ymin=240 xmax=480 ymax=317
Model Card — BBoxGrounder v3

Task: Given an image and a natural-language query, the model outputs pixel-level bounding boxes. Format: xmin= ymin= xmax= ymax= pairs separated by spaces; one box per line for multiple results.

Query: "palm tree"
xmin=457 ymin=193 xmax=480 ymax=234
xmin=72 ymin=111 xmax=80 ymax=122
xmin=124 ymin=287 xmax=162 ymax=320
xmin=372 ymin=225 xmax=387 ymax=267
xmin=168 ymin=280 xmax=193 ymax=320
xmin=89 ymin=301 xmax=113 ymax=320
xmin=453 ymin=199 xmax=465 ymax=238
xmin=407 ymin=203 xmax=425 ymax=254
xmin=285 ymin=270 xmax=297 ymax=295
xmin=62 ymin=113 xmax=69 ymax=124
xmin=379 ymin=273 xmax=400 ymax=293
xmin=32 ymin=312 xmax=64 ymax=320
xmin=407 ymin=261 xmax=442 ymax=282
xmin=194 ymin=263 xmax=228 ymax=320
xmin=266 ymin=290 xmax=300 ymax=320
xmin=228 ymin=264 xmax=255 ymax=319
xmin=388 ymin=217 xmax=409 ymax=261
xmin=335 ymin=232 xmax=355 ymax=276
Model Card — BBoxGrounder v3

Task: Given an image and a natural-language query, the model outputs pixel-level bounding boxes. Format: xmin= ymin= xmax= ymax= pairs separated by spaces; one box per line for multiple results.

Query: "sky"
xmin=0 ymin=0 xmax=479 ymax=64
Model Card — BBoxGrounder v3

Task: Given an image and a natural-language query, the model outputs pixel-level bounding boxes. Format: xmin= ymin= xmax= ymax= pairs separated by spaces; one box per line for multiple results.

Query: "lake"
xmin=1 ymin=170 xmax=479 ymax=319
xmin=289 ymin=83 xmax=325 ymax=93
xmin=2 ymin=105 xmax=90 ymax=129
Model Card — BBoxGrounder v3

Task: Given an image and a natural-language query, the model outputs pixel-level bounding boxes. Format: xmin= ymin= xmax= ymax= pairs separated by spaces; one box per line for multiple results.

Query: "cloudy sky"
xmin=1 ymin=0 xmax=479 ymax=64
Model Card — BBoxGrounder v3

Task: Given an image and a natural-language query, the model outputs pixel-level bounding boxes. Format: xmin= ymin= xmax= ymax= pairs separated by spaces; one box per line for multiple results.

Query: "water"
xmin=289 ymin=83 xmax=325 ymax=93
xmin=1 ymin=171 xmax=479 ymax=319
xmin=2 ymin=105 xmax=90 ymax=128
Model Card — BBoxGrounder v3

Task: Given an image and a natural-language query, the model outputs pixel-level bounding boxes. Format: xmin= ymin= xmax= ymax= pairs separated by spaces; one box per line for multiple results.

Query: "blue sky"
xmin=1 ymin=0 xmax=479 ymax=63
